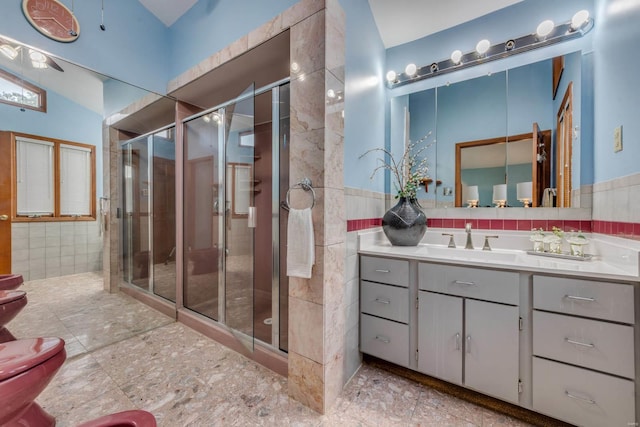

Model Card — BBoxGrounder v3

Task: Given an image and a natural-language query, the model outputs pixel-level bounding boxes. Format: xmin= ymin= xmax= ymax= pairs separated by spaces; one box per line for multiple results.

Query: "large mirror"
xmin=405 ymin=50 xmax=585 ymax=208
xmin=0 ymin=34 xmax=176 ymax=284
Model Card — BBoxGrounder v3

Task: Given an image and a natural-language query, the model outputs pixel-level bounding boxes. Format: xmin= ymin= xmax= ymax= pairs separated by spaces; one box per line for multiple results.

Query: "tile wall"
xmin=11 ymin=221 xmax=103 ymax=281
xmin=346 ymin=177 xmax=640 ymax=241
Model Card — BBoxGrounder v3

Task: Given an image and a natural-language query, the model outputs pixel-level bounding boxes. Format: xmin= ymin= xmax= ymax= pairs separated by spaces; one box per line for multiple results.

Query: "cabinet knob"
xmin=375 ymin=335 xmax=390 ymax=344
xmin=374 ymin=298 xmax=391 ymax=305
xmin=455 ymin=333 xmax=461 ymax=351
xmin=466 ymin=335 xmax=472 ymax=353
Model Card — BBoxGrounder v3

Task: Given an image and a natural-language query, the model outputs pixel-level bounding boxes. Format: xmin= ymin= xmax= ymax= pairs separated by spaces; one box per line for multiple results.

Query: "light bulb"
xmin=476 ymin=39 xmax=490 ymax=55
xmin=203 ymin=114 xmax=211 ymax=123
xmin=385 ymin=70 xmax=397 ymax=82
xmin=450 ymin=50 xmax=462 ymax=64
xmin=405 ymin=63 xmax=417 ymax=77
xmin=327 ymin=89 xmax=336 ymax=98
xmin=31 ymin=61 xmax=48 ymax=69
xmin=290 ymin=62 xmax=300 ymax=73
xmin=571 ymin=10 xmax=590 ymax=30
xmin=29 ymin=49 xmax=46 ymax=63
xmin=536 ymin=20 xmax=554 ymax=37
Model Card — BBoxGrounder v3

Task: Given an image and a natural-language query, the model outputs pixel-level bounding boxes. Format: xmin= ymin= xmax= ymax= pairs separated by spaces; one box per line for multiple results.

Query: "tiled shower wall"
xmin=11 ymin=221 xmax=103 ymax=281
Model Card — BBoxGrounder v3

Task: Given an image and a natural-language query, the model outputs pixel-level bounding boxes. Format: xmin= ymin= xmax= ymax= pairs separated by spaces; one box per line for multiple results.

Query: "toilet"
xmin=0 ymin=337 xmax=66 ymax=427
xmin=0 ymin=274 xmax=24 ymax=291
xmin=0 ymin=290 xmax=27 ymax=343
xmin=77 ymin=410 xmax=157 ymax=427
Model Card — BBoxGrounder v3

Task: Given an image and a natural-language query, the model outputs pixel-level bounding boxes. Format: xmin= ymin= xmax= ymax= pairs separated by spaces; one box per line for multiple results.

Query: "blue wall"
xmin=0 ymin=1 xmax=169 ymax=94
xmin=593 ymin=0 xmax=640 ymax=183
xmin=168 ymin=0 xmax=299 ymax=80
xmin=0 ymin=85 xmax=104 ymax=196
xmin=339 ymin=0 xmax=387 ymax=193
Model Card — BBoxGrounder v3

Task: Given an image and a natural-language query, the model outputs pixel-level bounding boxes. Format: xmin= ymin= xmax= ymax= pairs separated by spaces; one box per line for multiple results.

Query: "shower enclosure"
xmin=121 ymin=126 xmax=177 ymax=303
xmin=120 ymin=81 xmax=290 ymax=354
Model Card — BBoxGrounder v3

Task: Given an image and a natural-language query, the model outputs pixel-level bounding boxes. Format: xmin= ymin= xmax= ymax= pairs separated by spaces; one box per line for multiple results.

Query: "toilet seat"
xmin=0 ymin=289 xmax=26 ymax=305
xmin=0 ymin=337 xmax=65 ymax=381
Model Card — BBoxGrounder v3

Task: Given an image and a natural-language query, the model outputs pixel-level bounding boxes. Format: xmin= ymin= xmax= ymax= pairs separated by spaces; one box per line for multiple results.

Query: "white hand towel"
xmin=286 ymin=208 xmax=314 ymax=279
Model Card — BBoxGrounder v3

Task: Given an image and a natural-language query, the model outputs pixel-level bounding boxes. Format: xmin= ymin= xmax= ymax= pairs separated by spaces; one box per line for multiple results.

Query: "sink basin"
xmin=423 ymin=245 xmax=520 ymax=263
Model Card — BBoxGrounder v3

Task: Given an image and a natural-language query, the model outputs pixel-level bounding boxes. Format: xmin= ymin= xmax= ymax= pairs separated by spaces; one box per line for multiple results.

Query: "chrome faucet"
xmin=464 ymin=223 xmax=474 ymax=249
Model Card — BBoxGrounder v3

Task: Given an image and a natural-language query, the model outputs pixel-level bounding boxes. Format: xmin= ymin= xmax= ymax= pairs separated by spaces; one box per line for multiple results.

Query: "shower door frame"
xmin=120 ymin=124 xmax=176 ymax=300
xmin=178 ymin=78 xmax=289 ymax=354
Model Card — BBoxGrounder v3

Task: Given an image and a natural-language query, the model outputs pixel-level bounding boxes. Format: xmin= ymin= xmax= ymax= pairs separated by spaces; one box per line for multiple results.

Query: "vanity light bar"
xmin=386 ymin=11 xmax=593 ymax=89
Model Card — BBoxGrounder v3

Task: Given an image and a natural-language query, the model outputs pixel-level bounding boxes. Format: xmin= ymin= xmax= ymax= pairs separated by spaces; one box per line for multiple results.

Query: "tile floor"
xmin=8 ymin=273 xmax=532 ymax=426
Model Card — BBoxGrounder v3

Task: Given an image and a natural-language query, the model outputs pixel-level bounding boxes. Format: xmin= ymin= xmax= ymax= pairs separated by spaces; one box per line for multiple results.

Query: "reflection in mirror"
xmin=0 ymin=33 xmax=177 ymax=285
xmin=455 ymin=127 xmax=551 ymax=207
xmin=403 ymin=50 xmax=584 ymax=208
xmin=436 ymin=71 xmax=507 ymax=208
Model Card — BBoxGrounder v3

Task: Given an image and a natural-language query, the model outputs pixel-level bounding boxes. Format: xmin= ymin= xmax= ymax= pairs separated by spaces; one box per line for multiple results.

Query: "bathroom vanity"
xmin=358 ymin=230 xmax=640 ymax=427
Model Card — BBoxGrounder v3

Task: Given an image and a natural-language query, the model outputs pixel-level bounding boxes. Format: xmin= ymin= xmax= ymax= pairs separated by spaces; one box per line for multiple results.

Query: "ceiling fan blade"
xmin=46 ymin=55 xmax=64 ymax=72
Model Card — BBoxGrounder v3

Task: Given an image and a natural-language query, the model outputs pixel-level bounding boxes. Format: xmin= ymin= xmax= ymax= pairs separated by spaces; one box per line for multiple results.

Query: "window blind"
xmin=60 ymin=144 xmax=92 ymax=215
xmin=16 ymin=137 xmax=54 ymax=216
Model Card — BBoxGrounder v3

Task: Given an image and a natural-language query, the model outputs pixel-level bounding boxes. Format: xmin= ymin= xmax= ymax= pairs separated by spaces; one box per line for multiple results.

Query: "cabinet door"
xmin=418 ymin=292 xmax=463 ymax=385
xmin=465 ymin=300 xmax=519 ymax=403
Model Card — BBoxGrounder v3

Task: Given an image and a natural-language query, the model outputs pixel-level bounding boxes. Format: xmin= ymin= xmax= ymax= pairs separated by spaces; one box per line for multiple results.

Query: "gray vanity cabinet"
xmin=532 ymin=275 xmax=636 ymax=427
xmin=359 ymin=256 xmax=410 ymax=367
xmin=418 ymin=262 xmax=520 ymax=404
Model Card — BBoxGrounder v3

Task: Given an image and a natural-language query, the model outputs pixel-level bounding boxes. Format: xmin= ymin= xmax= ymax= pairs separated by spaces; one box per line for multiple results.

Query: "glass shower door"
xmin=224 ymin=84 xmax=255 ymax=349
xmin=121 ymin=138 xmax=150 ymax=291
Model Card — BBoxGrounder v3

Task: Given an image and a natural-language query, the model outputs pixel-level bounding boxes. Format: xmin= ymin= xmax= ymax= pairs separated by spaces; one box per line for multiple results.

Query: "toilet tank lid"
xmin=0 ymin=337 xmax=65 ymax=381
xmin=0 ymin=290 xmax=26 ymax=304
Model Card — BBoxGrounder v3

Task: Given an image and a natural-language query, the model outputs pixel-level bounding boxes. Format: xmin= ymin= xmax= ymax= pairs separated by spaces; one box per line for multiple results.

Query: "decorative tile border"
xmin=347 ymin=217 xmax=640 ymax=241
xmin=346 ymin=218 xmax=381 ymax=232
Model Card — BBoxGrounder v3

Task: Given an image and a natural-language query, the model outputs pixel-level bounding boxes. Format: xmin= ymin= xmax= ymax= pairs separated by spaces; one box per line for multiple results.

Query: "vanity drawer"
xmin=360 ymin=281 xmax=409 ymax=324
xmin=360 ymin=256 xmax=409 ymax=287
xmin=418 ymin=263 xmax=518 ymax=305
xmin=360 ymin=313 xmax=409 ymax=367
xmin=533 ymin=311 xmax=635 ymax=379
xmin=533 ymin=275 xmax=634 ymax=324
xmin=533 ymin=357 xmax=635 ymax=427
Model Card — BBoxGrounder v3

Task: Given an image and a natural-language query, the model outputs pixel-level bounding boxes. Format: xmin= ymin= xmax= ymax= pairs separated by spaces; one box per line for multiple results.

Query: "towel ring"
xmin=283 ymin=178 xmax=315 ymax=211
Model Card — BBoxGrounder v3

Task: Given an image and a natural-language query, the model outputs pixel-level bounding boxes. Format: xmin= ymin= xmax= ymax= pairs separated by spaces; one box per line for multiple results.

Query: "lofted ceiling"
xmin=139 ymin=0 xmax=523 ymax=47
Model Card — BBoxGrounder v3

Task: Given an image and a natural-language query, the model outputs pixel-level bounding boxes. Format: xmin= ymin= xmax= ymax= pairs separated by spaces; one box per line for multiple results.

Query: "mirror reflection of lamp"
xmin=493 ymin=184 xmax=507 ymax=208
xmin=517 ymin=181 xmax=533 ymax=208
xmin=465 ymin=185 xmax=479 ymax=208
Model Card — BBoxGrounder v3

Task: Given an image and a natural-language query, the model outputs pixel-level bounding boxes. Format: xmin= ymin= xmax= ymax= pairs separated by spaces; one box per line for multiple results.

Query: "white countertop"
xmin=358 ymin=229 xmax=640 ymax=282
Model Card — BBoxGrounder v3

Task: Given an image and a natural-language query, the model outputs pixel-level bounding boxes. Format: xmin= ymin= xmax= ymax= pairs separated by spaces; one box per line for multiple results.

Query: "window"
xmin=0 ymin=68 xmax=47 ymax=112
xmin=13 ymin=133 xmax=95 ymax=221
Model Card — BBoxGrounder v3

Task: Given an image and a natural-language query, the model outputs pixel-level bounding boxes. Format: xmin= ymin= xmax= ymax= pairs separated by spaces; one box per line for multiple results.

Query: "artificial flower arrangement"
xmin=359 ymin=131 xmax=433 ymax=200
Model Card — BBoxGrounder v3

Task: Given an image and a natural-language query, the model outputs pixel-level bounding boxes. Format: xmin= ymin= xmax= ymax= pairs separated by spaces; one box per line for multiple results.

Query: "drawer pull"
xmin=564 ymin=294 xmax=596 ymax=302
xmin=375 ymin=335 xmax=390 ymax=344
xmin=374 ymin=269 xmax=391 ymax=273
xmin=374 ymin=298 xmax=391 ymax=305
xmin=454 ymin=280 xmax=476 ymax=286
xmin=565 ymin=390 xmax=596 ymax=405
xmin=455 ymin=333 xmax=461 ymax=351
xmin=565 ymin=338 xmax=595 ymax=348
xmin=466 ymin=335 xmax=472 ymax=353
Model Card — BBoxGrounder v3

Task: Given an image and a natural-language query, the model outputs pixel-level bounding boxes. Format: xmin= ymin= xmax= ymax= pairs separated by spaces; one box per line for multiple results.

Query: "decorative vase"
xmin=382 ymin=197 xmax=427 ymax=246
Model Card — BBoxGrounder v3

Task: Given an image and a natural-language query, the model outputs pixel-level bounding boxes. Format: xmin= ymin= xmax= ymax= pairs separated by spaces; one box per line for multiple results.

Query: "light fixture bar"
xmin=386 ymin=14 xmax=593 ymax=88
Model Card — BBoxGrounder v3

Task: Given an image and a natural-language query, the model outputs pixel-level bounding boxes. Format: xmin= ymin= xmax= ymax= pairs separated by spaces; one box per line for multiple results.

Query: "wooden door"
xmin=418 ymin=291 xmax=463 ymax=385
xmin=0 ymin=132 xmax=13 ymax=273
xmin=556 ymin=83 xmax=573 ymax=207
xmin=465 ymin=299 xmax=520 ymax=403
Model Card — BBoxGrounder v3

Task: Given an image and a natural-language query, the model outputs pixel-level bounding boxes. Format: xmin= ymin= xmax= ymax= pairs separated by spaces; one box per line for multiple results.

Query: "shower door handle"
xmin=248 ymin=206 xmax=257 ymax=228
